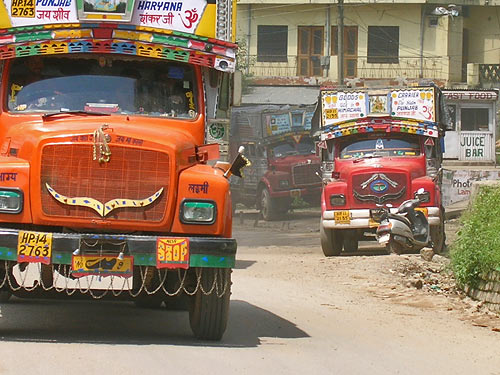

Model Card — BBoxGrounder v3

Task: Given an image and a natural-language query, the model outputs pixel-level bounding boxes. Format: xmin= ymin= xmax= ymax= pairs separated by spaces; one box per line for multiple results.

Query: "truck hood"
xmin=336 ymin=156 xmax=426 ymax=207
xmin=4 ymin=115 xmax=199 ymax=230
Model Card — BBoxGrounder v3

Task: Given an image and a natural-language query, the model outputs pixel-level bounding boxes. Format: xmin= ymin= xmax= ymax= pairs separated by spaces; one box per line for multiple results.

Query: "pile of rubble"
xmin=390 ymin=252 xmax=458 ymax=295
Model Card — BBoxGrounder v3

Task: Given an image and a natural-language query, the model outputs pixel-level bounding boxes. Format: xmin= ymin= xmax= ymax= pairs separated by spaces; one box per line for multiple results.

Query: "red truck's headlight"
xmin=330 ymin=194 xmax=345 ymax=206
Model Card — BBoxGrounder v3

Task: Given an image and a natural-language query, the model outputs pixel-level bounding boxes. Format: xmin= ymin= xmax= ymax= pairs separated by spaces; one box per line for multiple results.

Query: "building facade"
xmin=235 ymin=0 xmax=500 ymax=164
xmin=236 ymin=0 xmax=500 ymax=87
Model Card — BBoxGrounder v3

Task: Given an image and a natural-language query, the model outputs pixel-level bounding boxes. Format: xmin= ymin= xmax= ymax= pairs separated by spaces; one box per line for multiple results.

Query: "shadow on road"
xmin=0 ymin=298 xmax=308 ymax=347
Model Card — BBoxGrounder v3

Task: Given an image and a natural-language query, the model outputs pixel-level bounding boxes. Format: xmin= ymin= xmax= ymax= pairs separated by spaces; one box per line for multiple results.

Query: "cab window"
xmin=339 ymin=135 xmax=421 ymax=159
xmin=7 ymin=55 xmax=198 ymax=119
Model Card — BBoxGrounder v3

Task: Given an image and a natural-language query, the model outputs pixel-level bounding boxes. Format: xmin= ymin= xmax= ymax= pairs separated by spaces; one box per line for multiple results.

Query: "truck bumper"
xmin=0 ymin=229 xmax=237 ymax=268
xmin=322 ymin=207 xmax=441 ymax=229
xmin=271 ymin=186 xmax=322 ymax=199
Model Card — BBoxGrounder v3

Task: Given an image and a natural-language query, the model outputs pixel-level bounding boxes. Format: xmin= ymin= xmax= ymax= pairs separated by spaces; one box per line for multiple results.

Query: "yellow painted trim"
xmin=195 ymin=3 xmax=216 ymax=39
xmin=46 ymin=183 xmax=164 ymax=217
xmin=0 ymin=1 xmax=12 ymax=29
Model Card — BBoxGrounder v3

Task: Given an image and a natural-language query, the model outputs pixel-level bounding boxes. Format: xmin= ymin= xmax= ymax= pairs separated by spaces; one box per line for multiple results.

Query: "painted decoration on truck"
xmin=3 ymin=0 xmax=79 ymax=25
xmin=265 ymin=113 xmax=291 ymax=136
xmin=321 ymin=91 xmax=368 ymax=127
xmin=131 ymin=0 xmax=206 ymax=31
xmin=77 ymin=0 xmax=135 ymax=22
xmin=390 ymin=88 xmax=436 ymax=123
xmin=321 ymin=87 xmax=438 ymax=128
xmin=0 ymin=0 xmax=216 ymax=36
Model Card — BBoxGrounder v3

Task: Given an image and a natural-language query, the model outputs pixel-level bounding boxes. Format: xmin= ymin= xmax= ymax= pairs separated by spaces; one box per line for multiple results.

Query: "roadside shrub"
xmin=450 ymin=185 xmax=500 ymax=288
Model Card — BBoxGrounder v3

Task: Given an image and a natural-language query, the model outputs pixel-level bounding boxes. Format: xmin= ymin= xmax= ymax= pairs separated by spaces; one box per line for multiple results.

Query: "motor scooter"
xmin=376 ymin=188 xmax=431 ymax=255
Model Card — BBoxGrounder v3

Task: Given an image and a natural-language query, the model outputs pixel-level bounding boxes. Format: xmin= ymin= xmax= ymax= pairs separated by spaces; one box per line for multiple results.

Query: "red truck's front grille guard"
xmin=351 ymin=172 xmax=408 ymax=206
xmin=292 ymin=163 xmax=321 ymax=187
xmin=40 ymin=144 xmax=170 ymax=222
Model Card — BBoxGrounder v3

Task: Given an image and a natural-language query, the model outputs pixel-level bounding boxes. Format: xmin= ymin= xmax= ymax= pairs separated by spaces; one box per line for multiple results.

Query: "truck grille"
xmin=292 ymin=163 xmax=320 ymax=186
xmin=40 ymin=144 xmax=169 ymax=221
xmin=352 ymin=172 xmax=407 ymax=205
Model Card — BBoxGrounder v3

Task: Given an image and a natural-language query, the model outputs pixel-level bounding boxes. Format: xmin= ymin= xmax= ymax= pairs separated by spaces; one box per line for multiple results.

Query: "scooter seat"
xmin=387 ymin=213 xmax=412 ymax=227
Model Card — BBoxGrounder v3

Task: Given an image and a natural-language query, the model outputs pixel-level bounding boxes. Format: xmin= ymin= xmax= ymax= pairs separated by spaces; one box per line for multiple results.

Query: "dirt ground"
xmin=233 ymin=208 xmax=500 ymax=334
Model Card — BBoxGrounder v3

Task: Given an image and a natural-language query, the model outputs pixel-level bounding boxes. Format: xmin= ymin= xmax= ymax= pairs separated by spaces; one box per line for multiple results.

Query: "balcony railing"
xmin=246 ymin=55 xmax=448 ymax=81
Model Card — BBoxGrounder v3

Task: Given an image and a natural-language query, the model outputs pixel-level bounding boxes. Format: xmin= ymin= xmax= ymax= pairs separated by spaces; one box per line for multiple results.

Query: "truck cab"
xmin=0 ymin=0 xmax=239 ymax=340
xmin=318 ymin=87 xmax=447 ymax=255
xmin=231 ymin=106 xmax=321 ymax=220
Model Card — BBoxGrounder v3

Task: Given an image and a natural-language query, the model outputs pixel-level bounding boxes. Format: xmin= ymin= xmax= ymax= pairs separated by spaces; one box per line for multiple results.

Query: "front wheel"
xmin=260 ymin=188 xmax=279 ymax=221
xmin=189 ymin=268 xmax=231 ymax=340
xmin=320 ymin=219 xmax=343 ymax=256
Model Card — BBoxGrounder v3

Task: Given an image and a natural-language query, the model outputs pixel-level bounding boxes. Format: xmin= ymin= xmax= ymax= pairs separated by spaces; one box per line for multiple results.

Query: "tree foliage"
xmin=450 ymin=185 xmax=500 ymax=288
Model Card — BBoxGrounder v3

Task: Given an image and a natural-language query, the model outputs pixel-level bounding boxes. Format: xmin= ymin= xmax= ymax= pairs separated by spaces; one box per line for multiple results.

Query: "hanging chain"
xmin=0 ymin=260 xmax=230 ymax=299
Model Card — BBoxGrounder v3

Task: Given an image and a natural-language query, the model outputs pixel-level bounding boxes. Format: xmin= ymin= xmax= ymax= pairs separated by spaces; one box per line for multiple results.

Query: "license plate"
xmin=334 ymin=210 xmax=350 ymax=224
xmin=415 ymin=207 xmax=428 ymax=216
xmin=157 ymin=237 xmax=190 ymax=269
xmin=17 ymin=231 xmax=52 ymax=265
xmin=378 ymin=234 xmax=390 ymax=244
xmin=71 ymin=255 xmax=133 ymax=278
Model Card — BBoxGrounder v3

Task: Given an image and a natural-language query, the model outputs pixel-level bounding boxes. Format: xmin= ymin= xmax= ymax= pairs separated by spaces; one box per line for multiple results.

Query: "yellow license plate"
xmin=334 ymin=210 xmax=350 ymax=224
xmin=157 ymin=237 xmax=190 ymax=269
xmin=415 ymin=207 xmax=428 ymax=217
xmin=17 ymin=231 xmax=52 ymax=265
xmin=325 ymin=108 xmax=339 ymax=119
xmin=71 ymin=255 xmax=133 ymax=278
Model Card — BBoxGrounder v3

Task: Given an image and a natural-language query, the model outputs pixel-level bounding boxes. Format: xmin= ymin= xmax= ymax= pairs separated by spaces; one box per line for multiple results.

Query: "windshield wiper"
xmin=42 ymin=110 xmax=111 ymax=118
xmin=353 ymin=154 xmax=378 ymax=163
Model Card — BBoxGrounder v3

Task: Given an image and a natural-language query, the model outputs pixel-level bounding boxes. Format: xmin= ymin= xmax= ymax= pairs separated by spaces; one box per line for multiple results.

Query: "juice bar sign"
xmin=461 ymin=134 xmax=487 ymax=159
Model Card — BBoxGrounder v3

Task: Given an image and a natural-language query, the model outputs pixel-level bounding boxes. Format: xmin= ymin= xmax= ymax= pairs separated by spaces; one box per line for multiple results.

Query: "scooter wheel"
xmin=386 ymin=241 xmax=404 ymax=255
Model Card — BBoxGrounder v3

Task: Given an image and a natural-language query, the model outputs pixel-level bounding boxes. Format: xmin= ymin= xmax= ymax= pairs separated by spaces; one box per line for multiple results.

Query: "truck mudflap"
xmin=0 ymin=228 xmax=236 ymax=301
xmin=322 ymin=207 xmax=441 ymax=229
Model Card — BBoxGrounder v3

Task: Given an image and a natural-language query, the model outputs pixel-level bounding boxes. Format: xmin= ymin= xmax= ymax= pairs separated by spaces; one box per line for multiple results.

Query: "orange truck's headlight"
xmin=180 ymin=200 xmax=217 ymax=224
xmin=0 ymin=189 xmax=23 ymax=214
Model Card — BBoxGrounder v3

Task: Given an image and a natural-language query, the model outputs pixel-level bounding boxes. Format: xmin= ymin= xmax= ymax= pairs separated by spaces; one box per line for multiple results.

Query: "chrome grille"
xmin=292 ymin=163 xmax=320 ymax=186
xmin=40 ymin=144 xmax=169 ymax=221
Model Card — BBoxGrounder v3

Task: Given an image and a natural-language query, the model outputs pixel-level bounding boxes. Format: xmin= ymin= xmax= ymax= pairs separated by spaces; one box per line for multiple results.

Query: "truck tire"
xmin=260 ymin=188 xmax=279 ymax=221
xmin=430 ymin=208 xmax=446 ymax=254
xmin=343 ymin=237 xmax=359 ymax=252
xmin=320 ymin=219 xmax=343 ymax=256
xmin=0 ymin=269 xmax=12 ymax=302
xmin=189 ymin=268 xmax=231 ymax=341
xmin=0 ymin=290 xmax=11 ymax=303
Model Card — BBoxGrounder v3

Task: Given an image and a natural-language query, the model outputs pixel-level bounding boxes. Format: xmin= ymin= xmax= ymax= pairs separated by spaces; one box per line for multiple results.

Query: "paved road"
xmin=0 ymin=211 xmax=498 ymax=375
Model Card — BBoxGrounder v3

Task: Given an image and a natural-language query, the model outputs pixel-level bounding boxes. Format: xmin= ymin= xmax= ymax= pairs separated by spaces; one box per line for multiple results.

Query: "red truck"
xmin=231 ymin=106 xmax=321 ymax=220
xmin=317 ymin=86 xmax=447 ymax=255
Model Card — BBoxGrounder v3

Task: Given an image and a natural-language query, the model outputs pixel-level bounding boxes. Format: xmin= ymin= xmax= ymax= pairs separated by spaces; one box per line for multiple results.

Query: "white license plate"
xmin=378 ymin=234 xmax=390 ymax=244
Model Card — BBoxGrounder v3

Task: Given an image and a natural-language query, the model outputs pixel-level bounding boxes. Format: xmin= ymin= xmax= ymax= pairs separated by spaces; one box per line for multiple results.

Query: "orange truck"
xmin=0 ymin=0 xmax=240 ymax=340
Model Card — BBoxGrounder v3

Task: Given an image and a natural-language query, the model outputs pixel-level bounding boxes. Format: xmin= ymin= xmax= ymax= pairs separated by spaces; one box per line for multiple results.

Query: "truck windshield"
xmin=270 ymin=137 xmax=315 ymax=158
xmin=339 ymin=135 xmax=421 ymax=159
xmin=7 ymin=55 xmax=197 ymax=119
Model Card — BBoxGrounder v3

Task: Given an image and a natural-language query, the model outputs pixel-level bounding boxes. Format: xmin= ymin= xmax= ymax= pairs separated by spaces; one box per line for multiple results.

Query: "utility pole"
xmin=337 ymin=0 xmax=344 ymax=87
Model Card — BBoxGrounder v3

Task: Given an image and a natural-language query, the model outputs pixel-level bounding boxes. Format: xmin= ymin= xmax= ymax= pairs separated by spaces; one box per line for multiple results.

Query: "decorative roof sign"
xmin=321 ymin=87 xmax=437 ymax=127
xmin=0 ymin=0 xmax=218 ymax=37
